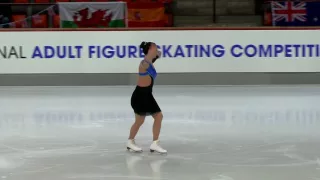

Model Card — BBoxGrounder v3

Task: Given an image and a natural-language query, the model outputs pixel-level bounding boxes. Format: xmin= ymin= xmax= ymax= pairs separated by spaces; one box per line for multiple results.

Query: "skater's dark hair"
xmin=140 ymin=41 xmax=154 ymax=55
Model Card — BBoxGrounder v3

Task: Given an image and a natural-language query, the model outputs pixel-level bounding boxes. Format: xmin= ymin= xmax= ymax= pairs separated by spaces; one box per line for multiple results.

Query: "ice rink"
xmin=0 ymin=85 xmax=320 ymax=180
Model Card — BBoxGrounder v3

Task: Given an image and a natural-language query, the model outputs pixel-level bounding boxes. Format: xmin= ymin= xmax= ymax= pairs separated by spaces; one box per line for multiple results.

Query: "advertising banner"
xmin=1 ymin=30 xmax=320 ymax=73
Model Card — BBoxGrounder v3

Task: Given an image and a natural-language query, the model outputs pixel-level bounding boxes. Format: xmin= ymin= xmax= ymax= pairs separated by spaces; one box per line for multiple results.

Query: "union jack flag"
xmin=272 ymin=1 xmax=306 ymax=23
xmin=271 ymin=1 xmax=320 ymax=26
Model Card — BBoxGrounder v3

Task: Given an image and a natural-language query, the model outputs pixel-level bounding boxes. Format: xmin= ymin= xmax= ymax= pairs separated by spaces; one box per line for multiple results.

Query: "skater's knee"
xmin=135 ymin=119 xmax=145 ymax=126
xmin=153 ymin=112 xmax=163 ymax=122
xmin=134 ymin=114 xmax=145 ymax=126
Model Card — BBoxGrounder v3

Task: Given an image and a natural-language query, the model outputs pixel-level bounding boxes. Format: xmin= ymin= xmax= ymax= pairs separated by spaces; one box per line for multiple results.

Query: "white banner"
xmin=0 ymin=30 xmax=320 ymax=73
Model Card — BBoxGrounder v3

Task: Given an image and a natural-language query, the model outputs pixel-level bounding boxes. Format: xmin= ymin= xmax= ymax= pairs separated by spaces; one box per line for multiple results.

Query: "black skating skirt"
xmin=131 ymin=85 xmax=161 ymax=116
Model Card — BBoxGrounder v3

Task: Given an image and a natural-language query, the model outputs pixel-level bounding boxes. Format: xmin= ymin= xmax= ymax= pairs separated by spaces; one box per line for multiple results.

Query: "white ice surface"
xmin=0 ymin=85 xmax=319 ymax=180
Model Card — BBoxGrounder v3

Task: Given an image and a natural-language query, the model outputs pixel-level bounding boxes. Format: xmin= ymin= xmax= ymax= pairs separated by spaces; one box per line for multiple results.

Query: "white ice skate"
xmin=150 ymin=140 xmax=167 ymax=154
xmin=127 ymin=139 xmax=143 ymax=152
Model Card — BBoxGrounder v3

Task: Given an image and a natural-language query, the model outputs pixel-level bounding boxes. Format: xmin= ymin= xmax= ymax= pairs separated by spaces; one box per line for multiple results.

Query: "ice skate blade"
xmin=127 ymin=147 xmax=143 ymax=153
xmin=150 ymin=149 xmax=167 ymax=154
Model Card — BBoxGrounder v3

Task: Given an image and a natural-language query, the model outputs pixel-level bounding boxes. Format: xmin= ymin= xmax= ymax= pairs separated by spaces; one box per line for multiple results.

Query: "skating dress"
xmin=131 ymin=60 xmax=161 ymax=116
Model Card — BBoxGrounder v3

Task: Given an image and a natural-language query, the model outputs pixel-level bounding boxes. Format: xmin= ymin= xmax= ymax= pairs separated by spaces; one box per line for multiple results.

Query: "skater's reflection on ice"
xmin=126 ymin=154 xmax=167 ymax=179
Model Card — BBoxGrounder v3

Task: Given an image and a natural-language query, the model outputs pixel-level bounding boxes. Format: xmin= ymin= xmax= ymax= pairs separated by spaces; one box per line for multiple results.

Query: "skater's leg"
xmin=129 ymin=114 xmax=145 ymax=139
xmin=127 ymin=114 xmax=145 ymax=152
xmin=152 ymin=112 xmax=163 ymax=141
xmin=150 ymin=112 xmax=167 ymax=153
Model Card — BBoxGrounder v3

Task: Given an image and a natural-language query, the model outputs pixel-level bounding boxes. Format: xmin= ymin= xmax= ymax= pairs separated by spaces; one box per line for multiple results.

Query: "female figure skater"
xmin=127 ymin=41 xmax=167 ymax=154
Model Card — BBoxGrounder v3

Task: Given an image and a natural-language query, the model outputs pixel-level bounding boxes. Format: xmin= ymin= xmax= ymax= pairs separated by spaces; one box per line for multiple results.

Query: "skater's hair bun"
xmin=140 ymin=41 xmax=153 ymax=55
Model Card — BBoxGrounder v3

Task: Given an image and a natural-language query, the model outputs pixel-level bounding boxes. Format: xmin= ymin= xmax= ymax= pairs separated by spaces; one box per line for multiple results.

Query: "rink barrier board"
xmin=1 ymin=29 xmax=320 ymax=73
xmin=2 ymin=27 xmax=320 ymax=31
xmin=1 ymin=28 xmax=320 ymax=85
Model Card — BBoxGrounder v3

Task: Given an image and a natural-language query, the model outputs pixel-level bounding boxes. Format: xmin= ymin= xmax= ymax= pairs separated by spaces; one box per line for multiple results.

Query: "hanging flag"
xmin=127 ymin=2 xmax=165 ymax=27
xmin=58 ymin=2 xmax=127 ymax=28
xmin=271 ymin=1 xmax=320 ymax=26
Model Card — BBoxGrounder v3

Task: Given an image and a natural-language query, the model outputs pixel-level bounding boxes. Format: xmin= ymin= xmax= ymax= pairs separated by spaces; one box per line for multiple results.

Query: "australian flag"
xmin=271 ymin=1 xmax=320 ymax=26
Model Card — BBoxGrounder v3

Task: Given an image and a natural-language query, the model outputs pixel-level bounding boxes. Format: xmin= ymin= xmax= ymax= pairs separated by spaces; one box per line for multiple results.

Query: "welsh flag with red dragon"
xmin=58 ymin=2 xmax=127 ymax=28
